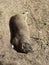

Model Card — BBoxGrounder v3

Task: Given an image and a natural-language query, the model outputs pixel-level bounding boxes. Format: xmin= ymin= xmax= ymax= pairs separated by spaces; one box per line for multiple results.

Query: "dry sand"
xmin=0 ymin=0 xmax=49 ymax=65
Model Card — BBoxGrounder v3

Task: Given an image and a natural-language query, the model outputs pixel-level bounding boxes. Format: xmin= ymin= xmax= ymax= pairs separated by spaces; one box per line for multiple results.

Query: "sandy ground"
xmin=0 ymin=0 xmax=49 ymax=65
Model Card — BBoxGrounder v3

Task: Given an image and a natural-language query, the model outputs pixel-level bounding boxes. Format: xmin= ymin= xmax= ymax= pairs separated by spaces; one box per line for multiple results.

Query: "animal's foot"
xmin=18 ymin=43 xmax=32 ymax=54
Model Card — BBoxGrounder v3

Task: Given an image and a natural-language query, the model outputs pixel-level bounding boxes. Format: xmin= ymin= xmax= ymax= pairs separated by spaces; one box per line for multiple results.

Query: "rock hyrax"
xmin=9 ymin=12 xmax=32 ymax=53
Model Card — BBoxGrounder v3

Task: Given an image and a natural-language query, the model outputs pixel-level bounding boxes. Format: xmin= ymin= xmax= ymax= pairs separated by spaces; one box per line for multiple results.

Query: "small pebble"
xmin=12 ymin=45 xmax=14 ymax=49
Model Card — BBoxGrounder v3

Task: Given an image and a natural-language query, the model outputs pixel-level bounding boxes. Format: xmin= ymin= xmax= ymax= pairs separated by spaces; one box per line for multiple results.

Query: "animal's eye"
xmin=22 ymin=12 xmax=25 ymax=14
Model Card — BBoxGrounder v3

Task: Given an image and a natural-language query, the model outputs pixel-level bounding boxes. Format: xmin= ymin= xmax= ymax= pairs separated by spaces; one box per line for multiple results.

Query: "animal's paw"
xmin=18 ymin=43 xmax=32 ymax=53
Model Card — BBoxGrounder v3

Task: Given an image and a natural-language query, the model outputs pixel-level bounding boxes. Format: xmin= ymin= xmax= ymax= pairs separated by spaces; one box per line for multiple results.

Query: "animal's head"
xmin=15 ymin=12 xmax=29 ymax=23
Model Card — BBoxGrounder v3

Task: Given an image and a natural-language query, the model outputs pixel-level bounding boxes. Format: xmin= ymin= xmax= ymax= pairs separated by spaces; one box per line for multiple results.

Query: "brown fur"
xmin=9 ymin=12 xmax=32 ymax=53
